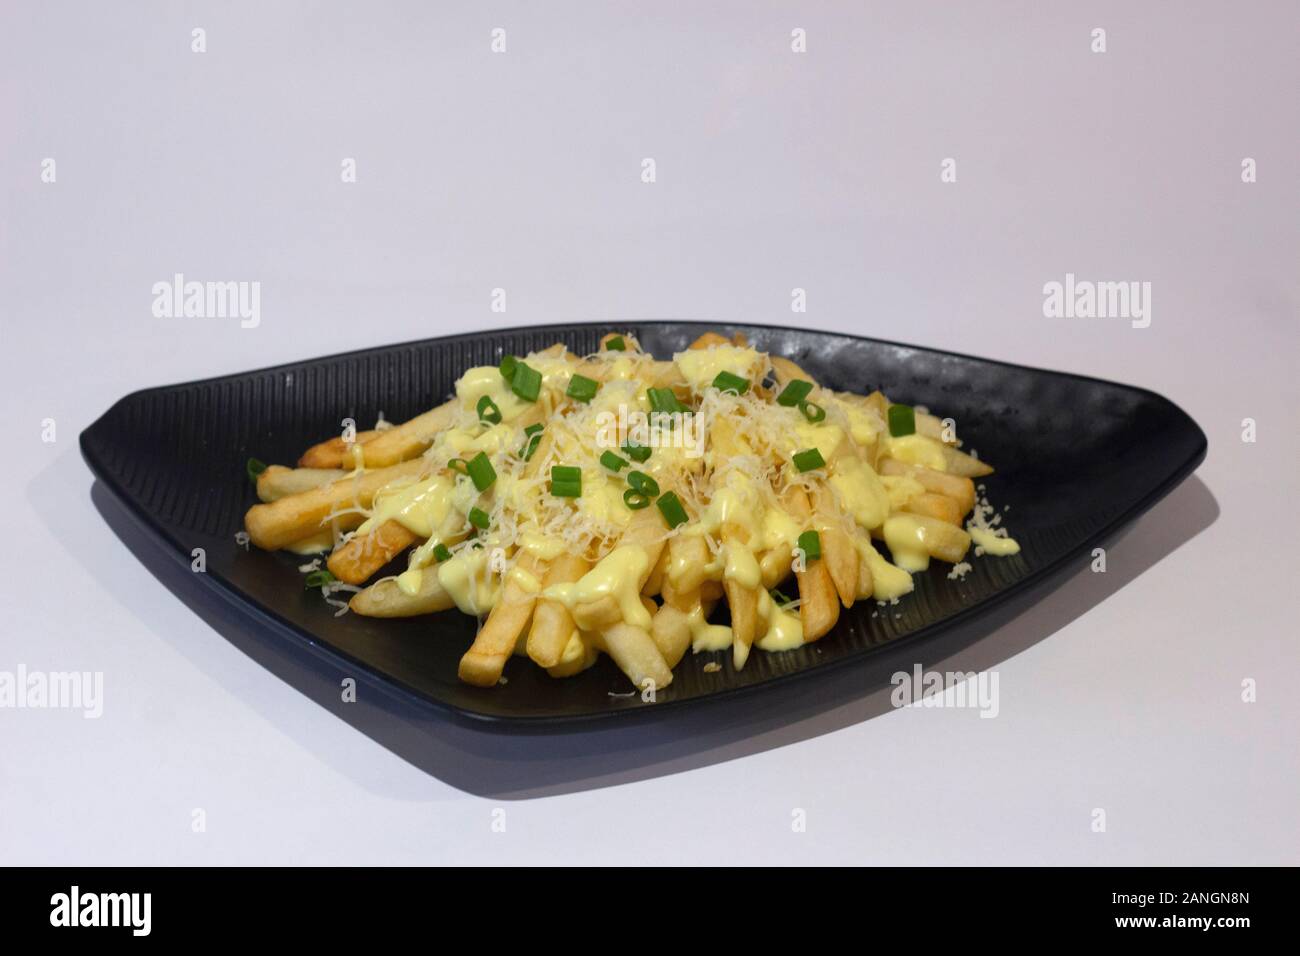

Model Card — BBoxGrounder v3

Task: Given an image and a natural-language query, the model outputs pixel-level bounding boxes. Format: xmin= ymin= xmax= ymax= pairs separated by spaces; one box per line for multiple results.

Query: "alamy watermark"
xmin=152 ymin=273 xmax=260 ymax=328
xmin=0 ymin=665 xmax=103 ymax=718
xmin=890 ymin=664 xmax=999 ymax=718
xmin=1043 ymin=272 xmax=1151 ymax=328
xmin=594 ymin=405 xmax=705 ymax=458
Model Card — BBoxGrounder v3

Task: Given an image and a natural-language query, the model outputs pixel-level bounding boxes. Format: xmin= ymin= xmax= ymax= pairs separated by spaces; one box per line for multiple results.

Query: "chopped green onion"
xmin=524 ymin=423 xmax=544 ymax=436
xmin=799 ymin=401 xmax=826 ymax=423
xmin=711 ymin=371 xmax=749 ymax=395
xmin=623 ymin=440 xmax=651 ymax=463
xmin=656 ymin=491 xmax=689 ymax=529
xmin=476 ymin=394 xmax=502 ymax=424
xmin=566 ymin=374 xmax=599 ymax=403
xmin=551 ymin=465 xmax=582 ymax=498
xmin=627 ymin=470 xmax=659 ymax=498
xmin=304 ymin=569 xmax=336 ymax=589
xmin=888 ymin=404 xmax=916 ymax=437
xmin=776 ymin=379 xmax=814 ymax=407
xmin=511 ymin=362 xmax=542 ymax=402
xmin=623 ymin=489 xmax=650 ymax=509
xmin=448 ymin=458 xmax=469 ymax=475
xmin=605 ymin=335 xmax=626 ymax=351
xmin=432 ymin=542 xmax=453 ymax=562
xmin=798 ymin=530 xmax=822 ymax=561
xmin=770 ymin=587 xmax=795 ymax=608
xmin=600 ymin=450 xmax=628 ymax=472
xmin=246 ymin=457 xmax=267 ymax=482
xmin=466 ymin=451 xmax=496 ymax=492
xmin=792 ymin=448 xmax=826 ymax=473
xmin=647 ymin=387 xmax=686 ymax=415
xmin=499 ymin=355 xmax=519 ymax=381
xmin=467 ymin=506 xmax=490 ymax=529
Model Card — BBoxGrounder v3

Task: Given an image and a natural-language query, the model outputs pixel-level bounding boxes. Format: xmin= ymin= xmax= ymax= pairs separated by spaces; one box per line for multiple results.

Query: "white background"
xmin=3 ymin=1 xmax=1297 ymax=864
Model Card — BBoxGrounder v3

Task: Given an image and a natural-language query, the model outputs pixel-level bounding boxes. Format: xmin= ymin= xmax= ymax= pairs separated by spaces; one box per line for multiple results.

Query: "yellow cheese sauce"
xmin=882 ymin=514 xmax=933 ymax=573
xmin=968 ymin=526 xmax=1021 ymax=556
xmin=454 ymin=366 xmax=532 ymax=423
xmin=829 ymin=456 xmax=891 ymax=531
xmin=855 ymin=535 xmax=915 ymax=601
xmin=723 ymin=543 xmax=762 ymax=590
xmin=790 ymin=420 xmax=844 ymax=465
xmin=543 ymin=545 xmax=652 ymax=630
xmin=436 ymin=547 xmax=500 ymax=615
xmin=881 ymin=434 xmax=948 ymax=471
xmin=673 ymin=345 xmax=761 ymax=392
xmin=688 ymin=605 xmax=733 ymax=652
xmin=358 ymin=474 xmax=458 ymax=538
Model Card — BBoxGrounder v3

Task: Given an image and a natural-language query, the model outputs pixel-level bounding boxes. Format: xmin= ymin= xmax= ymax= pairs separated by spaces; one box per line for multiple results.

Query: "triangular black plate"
xmin=80 ymin=321 xmax=1206 ymax=725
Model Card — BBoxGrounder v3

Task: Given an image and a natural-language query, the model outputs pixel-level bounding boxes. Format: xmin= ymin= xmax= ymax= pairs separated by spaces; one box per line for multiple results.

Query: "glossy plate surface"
xmin=80 ymin=322 xmax=1206 ymax=724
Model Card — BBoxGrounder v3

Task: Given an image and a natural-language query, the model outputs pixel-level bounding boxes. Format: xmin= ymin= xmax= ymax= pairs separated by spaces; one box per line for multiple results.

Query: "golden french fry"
xmin=651 ymin=603 xmax=691 ymax=669
xmin=355 ymin=401 xmax=457 ymax=469
xmin=770 ymin=354 xmax=817 ymax=387
xmin=545 ymin=632 xmax=600 ymax=678
xmin=285 ymin=529 xmax=335 ymax=554
xmin=458 ymin=553 xmax=547 ymax=687
xmin=661 ymin=535 xmax=707 ymax=612
xmin=527 ymin=553 xmax=590 ymax=668
xmin=808 ymin=484 xmax=857 ymax=608
xmin=642 ymin=546 xmax=670 ymax=597
xmin=783 ymin=484 xmax=839 ymax=641
xmin=326 ymin=519 xmax=419 ymax=585
xmin=904 ymin=491 xmax=963 ymax=527
xmin=599 ymin=623 xmax=672 ymax=691
xmin=939 ymin=443 xmax=995 ymax=478
xmin=298 ymin=430 xmax=379 ymax=469
xmin=256 ymin=465 xmax=348 ymax=503
xmin=878 ymin=458 xmax=976 ymax=516
xmin=244 ymin=458 xmax=427 ymax=551
xmin=914 ymin=412 xmax=957 ymax=446
xmin=688 ymin=331 xmax=732 ymax=350
xmin=349 ymin=570 xmax=456 ymax=617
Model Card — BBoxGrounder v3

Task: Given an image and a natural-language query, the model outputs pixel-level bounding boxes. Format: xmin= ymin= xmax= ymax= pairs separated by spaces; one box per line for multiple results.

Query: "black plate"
xmin=80 ymin=322 xmax=1206 ymax=725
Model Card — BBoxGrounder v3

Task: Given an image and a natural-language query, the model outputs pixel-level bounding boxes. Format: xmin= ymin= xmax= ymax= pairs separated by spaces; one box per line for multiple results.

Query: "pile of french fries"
xmin=243 ymin=331 xmax=998 ymax=691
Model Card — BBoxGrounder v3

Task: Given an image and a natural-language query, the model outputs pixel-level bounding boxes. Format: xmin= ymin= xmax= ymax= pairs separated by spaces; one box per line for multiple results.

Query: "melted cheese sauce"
xmin=673 ymin=345 xmax=761 ymax=393
xmin=969 ymin=526 xmax=1021 ymax=556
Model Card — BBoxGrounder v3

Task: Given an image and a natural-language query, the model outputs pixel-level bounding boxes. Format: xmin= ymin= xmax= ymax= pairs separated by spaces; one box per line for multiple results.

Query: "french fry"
xmin=526 ymin=553 xmax=590 ymax=668
xmin=545 ymin=632 xmax=600 ymax=678
xmin=350 ymin=570 xmax=456 ymax=617
xmin=651 ymin=603 xmax=691 ymax=669
xmin=939 ymin=443 xmax=994 ymax=478
xmin=298 ymin=430 xmax=378 ymax=469
xmin=326 ymin=519 xmax=419 ymax=585
xmin=642 ymin=546 xmax=670 ymax=597
xmin=904 ymin=491 xmax=963 ymax=527
xmin=661 ymin=535 xmax=708 ymax=612
xmin=256 ymin=465 xmax=346 ymax=503
xmin=783 ymin=484 xmax=839 ymax=641
xmin=878 ymin=458 xmax=976 ymax=516
xmin=458 ymin=552 xmax=548 ymax=687
xmin=722 ymin=533 xmax=759 ymax=669
xmin=808 ymin=483 xmax=858 ymax=608
xmin=353 ymin=401 xmax=457 ymax=469
xmin=770 ymin=354 xmax=817 ymax=387
xmin=688 ymin=331 xmax=732 ymax=350
xmin=244 ymin=458 xmax=427 ymax=551
xmin=599 ymin=623 xmax=672 ymax=691
xmin=284 ymin=529 xmax=335 ymax=554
